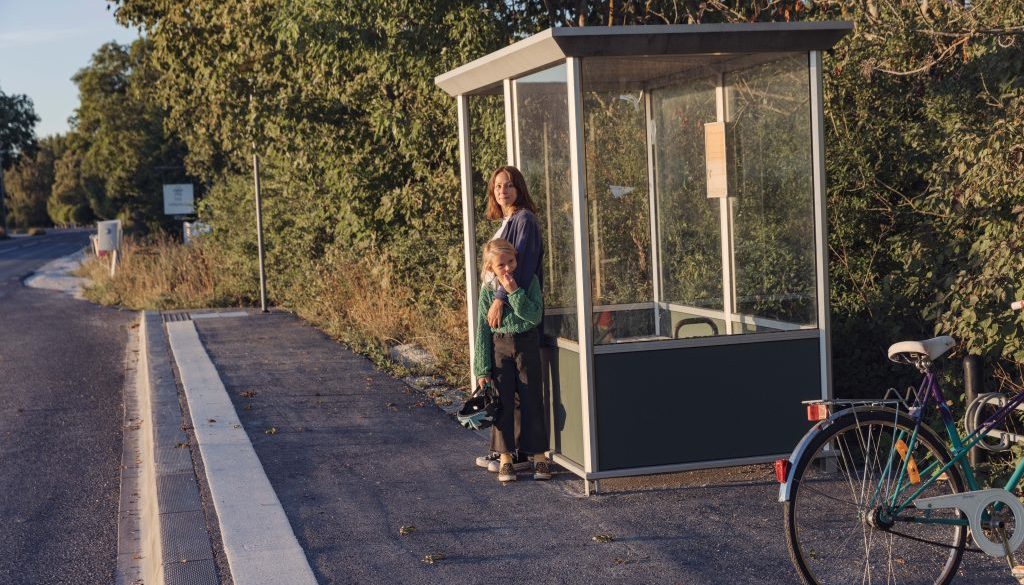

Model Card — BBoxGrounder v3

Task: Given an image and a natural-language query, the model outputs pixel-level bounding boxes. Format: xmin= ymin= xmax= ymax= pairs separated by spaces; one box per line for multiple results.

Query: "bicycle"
xmin=778 ymin=300 xmax=1024 ymax=585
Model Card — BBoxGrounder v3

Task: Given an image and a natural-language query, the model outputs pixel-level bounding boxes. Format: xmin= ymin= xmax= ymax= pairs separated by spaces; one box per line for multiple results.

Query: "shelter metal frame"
xmin=440 ymin=23 xmax=851 ymax=494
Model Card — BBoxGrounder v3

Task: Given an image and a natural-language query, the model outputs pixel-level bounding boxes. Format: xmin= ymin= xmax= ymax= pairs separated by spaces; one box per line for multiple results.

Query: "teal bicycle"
xmin=779 ymin=301 xmax=1024 ymax=585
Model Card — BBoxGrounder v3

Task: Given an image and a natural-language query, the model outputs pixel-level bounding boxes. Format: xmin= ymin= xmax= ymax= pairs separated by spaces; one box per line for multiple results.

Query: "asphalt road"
xmin=0 ymin=231 xmax=135 ymax=584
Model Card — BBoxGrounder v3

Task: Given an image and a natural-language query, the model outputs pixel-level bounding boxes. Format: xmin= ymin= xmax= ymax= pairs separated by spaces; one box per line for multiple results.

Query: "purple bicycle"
xmin=778 ymin=300 xmax=1024 ymax=585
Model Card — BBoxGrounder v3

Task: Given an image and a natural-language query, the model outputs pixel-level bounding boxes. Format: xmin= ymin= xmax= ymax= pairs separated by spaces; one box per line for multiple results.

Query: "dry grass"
xmin=80 ymin=235 xmax=471 ymax=386
xmin=295 ymin=246 xmax=470 ymax=385
xmin=79 ymin=235 xmax=243 ymax=310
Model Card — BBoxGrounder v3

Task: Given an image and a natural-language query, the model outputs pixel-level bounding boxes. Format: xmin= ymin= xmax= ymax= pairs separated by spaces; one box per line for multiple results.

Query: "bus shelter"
xmin=436 ymin=22 xmax=852 ymax=493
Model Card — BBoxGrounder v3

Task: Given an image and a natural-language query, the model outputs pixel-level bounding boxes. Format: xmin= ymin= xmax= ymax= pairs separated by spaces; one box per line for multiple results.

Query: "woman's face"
xmin=491 ymin=251 xmax=517 ymax=279
xmin=493 ymin=171 xmax=518 ymax=212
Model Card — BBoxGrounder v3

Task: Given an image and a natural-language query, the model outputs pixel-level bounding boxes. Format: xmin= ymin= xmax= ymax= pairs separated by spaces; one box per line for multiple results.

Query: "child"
xmin=474 ymin=238 xmax=549 ymax=482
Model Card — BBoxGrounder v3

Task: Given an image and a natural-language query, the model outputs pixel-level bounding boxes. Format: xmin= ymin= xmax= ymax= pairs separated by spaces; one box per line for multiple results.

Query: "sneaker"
xmin=497 ymin=462 xmax=517 ymax=482
xmin=475 ymin=452 xmax=499 ymax=469
xmin=533 ymin=460 xmax=552 ymax=481
xmin=487 ymin=452 xmax=532 ymax=473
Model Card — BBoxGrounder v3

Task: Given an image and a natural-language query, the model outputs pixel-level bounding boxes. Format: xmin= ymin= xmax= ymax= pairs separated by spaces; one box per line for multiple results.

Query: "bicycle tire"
xmin=784 ymin=408 xmax=967 ymax=585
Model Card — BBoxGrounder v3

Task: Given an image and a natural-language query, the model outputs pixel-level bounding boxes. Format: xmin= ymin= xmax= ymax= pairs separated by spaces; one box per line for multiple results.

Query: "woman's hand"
xmin=497 ymin=271 xmax=518 ymax=293
xmin=477 ymin=377 xmax=493 ymax=390
xmin=486 ymin=298 xmax=504 ymax=328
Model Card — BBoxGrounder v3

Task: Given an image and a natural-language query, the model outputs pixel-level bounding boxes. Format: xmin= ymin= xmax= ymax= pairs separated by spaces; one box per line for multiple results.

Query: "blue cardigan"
xmin=495 ymin=208 xmax=543 ymax=302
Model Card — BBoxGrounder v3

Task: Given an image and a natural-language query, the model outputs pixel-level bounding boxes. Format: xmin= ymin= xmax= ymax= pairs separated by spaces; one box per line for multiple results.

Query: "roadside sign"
xmin=163 ymin=184 xmax=195 ymax=215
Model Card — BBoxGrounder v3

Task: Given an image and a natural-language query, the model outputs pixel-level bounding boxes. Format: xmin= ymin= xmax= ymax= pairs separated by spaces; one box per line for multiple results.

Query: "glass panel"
xmin=652 ymin=77 xmax=722 ymax=339
xmin=470 ymin=96 xmax=507 ymax=261
xmin=514 ymin=64 xmax=577 ymax=340
xmin=727 ymin=55 xmax=817 ymax=329
xmin=582 ymin=59 xmax=654 ymax=345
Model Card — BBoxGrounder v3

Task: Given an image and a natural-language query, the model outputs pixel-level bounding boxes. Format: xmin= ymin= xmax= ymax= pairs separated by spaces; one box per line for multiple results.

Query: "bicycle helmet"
xmin=457 ymin=385 xmax=500 ymax=430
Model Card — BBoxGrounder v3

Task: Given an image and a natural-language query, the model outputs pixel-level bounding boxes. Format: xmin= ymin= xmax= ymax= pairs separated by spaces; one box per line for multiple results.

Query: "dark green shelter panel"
xmin=593 ymin=336 xmax=820 ymax=471
xmin=542 ymin=345 xmax=584 ymax=467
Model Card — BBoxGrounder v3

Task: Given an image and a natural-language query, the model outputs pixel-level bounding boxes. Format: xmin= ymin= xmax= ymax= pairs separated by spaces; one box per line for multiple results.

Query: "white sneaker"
xmin=475 ymin=452 xmax=499 ymax=468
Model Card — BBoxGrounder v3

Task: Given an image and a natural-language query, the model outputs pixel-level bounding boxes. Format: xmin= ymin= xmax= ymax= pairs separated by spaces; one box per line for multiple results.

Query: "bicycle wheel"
xmin=784 ymin=408 xmax=967 ymax=585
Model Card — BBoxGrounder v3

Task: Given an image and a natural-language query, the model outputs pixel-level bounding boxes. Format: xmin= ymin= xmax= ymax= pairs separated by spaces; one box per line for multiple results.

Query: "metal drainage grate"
xmin=162 ymin=311 xmax=192 ymax=322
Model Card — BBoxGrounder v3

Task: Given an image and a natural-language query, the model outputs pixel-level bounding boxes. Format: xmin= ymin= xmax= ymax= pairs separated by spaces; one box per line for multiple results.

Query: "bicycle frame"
xmin=879 ymin=370 xmax=1024 ymax=525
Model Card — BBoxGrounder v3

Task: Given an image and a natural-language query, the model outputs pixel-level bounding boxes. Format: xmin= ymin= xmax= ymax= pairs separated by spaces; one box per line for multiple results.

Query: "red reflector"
xmin=774 ymin=459 xmax=790 ymax=483
xmin=807 ymin=403 xmax=829 ymax=422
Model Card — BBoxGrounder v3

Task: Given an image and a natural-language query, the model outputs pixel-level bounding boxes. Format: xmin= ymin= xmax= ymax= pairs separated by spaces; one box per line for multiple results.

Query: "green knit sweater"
xmin=473 ymin=276 xmax=543 ymax=379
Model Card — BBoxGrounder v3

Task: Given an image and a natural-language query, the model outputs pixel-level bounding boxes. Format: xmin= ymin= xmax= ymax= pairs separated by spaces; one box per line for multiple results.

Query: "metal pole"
xmin=252 ymin=147 xmax=268 ymax=313
xmin=963 ymin=355 xmax=983 ymax=468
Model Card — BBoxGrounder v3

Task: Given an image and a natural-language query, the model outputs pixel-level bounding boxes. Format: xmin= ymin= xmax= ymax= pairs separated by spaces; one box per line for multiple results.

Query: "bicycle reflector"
xmin=807 ymin=403 xmax=829 ymax=422
xmin=774 ymin=459 xmax=791 ymax=483
xmin=894 ymin=439 xmax=921 ymax=484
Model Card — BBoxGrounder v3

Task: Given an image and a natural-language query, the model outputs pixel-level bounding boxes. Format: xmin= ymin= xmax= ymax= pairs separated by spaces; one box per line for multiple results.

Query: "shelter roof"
xmin=435 ymin=22 xmax=853 ymax=96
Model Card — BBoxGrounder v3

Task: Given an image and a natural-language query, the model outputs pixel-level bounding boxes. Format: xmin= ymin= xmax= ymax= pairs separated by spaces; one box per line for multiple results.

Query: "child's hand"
xmin=498 ymin=271 xmax=518 ymax=292
xmin=477 ymin=377 xmax=492 ymax=391
xmin=487 ymin=299 xmax=503 ymax=328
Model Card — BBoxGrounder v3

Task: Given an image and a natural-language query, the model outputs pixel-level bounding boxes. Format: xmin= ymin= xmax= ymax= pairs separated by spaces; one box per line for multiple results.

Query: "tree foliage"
xmin=3 ymin=135 xmax=65 ymax=228
xmin=104 ymin=0 xmax=1024 ymax=393
xmin=64 ymin=40 xmax=192 ymax=231
xmin=0 ymin=88 xmax=39 ymax=169
xmin=0 ymin=87 xmax=40 ymax=229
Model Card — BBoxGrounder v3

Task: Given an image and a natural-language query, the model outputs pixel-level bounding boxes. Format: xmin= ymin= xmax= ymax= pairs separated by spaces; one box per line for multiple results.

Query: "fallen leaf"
xmin=265 ymin=427 xmax=278 ymax=435
xmin=422 ymin=553 xmax=446 ymax=564
xmin=208 ymin=418 xmax=217 ymax=423
xmin=239 ymin=391 xmax=258 ymax=398
xmin=593 ymin=534 xmax=614 ymax=543
xmin=399 ymin=525 xmax=416 ymax=536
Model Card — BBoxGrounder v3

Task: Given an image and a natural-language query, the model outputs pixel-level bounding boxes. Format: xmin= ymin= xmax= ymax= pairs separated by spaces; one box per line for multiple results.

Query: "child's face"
xmin=491 ymin=251 xmax=517 ymax=278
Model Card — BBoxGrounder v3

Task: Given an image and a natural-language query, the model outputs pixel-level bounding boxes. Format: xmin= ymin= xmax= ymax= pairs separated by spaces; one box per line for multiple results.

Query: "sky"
xmin=0 ymin=1 xmax=140 ymax=139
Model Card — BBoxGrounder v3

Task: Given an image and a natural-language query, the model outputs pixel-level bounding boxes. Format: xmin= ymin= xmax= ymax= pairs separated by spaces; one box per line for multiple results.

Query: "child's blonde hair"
xmin=481 ymin=238 xmax=517 ymax=284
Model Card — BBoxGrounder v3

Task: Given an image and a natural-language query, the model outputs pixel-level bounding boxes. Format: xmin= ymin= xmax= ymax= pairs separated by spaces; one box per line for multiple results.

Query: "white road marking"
xmin=165 ymin=321 xmax=318 ymax=585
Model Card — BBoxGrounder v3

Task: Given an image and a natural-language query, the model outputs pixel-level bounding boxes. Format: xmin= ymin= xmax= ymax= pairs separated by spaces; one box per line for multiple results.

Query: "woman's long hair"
xmin=485 ymin=165 xmax=538 ymax=220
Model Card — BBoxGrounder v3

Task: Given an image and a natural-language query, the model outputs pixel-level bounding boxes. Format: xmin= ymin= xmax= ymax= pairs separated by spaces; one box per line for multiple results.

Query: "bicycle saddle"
xmin=887 ymin=335 xmax=957 ymax=362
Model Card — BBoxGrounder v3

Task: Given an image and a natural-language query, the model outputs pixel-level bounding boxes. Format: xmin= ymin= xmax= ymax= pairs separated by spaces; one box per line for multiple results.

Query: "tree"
xmin=3 ymin=135 xmax=65 ymax=228
xmin=0 ymin=88 xmax=40 ymax=230
xmin=69 ymin=39 xmax=191 ymax=231
xmin=48 ymin=136 xmax=98 ymax=227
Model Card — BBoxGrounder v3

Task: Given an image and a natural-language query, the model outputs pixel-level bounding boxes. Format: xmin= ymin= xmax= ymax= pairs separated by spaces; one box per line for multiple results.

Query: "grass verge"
xmin=80 ymin=236 xmax=470 ymax=388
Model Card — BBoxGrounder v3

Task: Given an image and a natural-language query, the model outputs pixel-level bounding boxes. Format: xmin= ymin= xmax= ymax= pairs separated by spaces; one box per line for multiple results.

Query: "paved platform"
xmin=144 ymin=309 xmax=1014 ymax=585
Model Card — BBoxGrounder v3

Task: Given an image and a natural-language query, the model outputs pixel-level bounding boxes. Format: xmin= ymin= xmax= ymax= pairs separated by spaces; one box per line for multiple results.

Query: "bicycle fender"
xmin=778 ymin=406 xmax=903 ymax=502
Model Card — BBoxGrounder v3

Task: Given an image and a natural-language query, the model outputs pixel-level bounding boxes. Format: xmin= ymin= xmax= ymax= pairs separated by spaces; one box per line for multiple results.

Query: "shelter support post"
xmin=566 ymin=57 xmax=599 ymax=475
xmin=457 ymin=95 xmax=479 ymax=381
xmin=809 ymin=50 xmax=833 ymax=400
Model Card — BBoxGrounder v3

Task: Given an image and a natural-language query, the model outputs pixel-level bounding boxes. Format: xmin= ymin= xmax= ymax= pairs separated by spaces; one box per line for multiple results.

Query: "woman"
xmin=474 ymin=165 xmax=545 ymax=476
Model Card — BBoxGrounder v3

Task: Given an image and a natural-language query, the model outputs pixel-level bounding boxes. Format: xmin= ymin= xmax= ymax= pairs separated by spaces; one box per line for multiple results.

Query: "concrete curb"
xmin=166 ymin=319 xmax=317 ymax=585
xmin=138 ymin=312 xmax=220 ymax=584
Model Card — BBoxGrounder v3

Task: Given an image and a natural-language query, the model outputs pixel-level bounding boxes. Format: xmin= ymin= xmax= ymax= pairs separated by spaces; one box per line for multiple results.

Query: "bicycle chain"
xmin=886 ymin=528 xmax=986 ymax=555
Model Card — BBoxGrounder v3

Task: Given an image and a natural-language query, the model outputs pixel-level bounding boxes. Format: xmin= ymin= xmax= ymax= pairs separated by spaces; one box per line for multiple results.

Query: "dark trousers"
xmin=489 ymin=328 xmax=547 ymax=455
